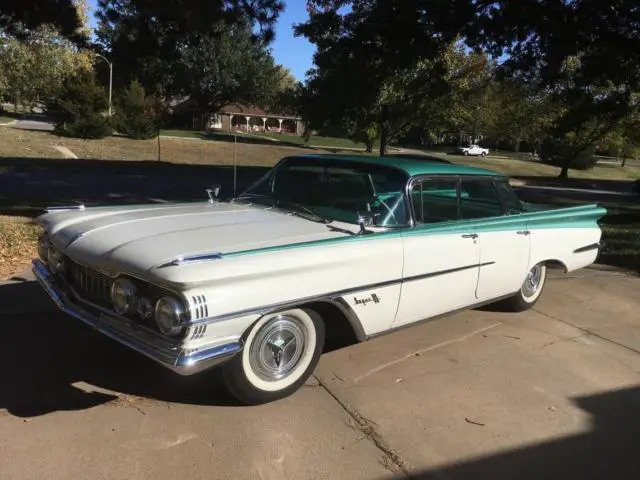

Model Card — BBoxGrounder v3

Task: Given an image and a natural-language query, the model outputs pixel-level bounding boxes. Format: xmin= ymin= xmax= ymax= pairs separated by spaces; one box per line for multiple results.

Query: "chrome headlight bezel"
xmin=110 ymin=277 xmax=137 ymax=315
xmin=155 ymin=296 xmax=186 ymax=336
xmin=37 ymin=234 xmax=50 ymax=262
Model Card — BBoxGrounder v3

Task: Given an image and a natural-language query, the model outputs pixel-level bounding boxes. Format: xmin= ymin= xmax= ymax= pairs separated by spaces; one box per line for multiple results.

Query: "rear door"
xmin=459 ymin=177 xmax=531 ymax=301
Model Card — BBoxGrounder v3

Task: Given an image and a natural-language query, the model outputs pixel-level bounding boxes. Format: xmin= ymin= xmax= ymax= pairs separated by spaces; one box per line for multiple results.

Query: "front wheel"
xmin=501 ymin=263 xmax=547 ymax=312
xmin=222 ymin=308 xmax=325 ymax=405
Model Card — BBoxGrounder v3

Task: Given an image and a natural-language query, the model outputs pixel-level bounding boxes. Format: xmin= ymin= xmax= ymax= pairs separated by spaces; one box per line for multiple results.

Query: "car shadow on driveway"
xmin=384 ymin=385 xmax=640 ymax=480
xmin=0 ymin=281 xmax=240 ymax=418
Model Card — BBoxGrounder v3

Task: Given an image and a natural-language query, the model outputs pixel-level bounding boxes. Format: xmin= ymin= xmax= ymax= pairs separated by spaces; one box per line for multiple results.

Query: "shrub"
xmin=46 ymin=71 xmax=112 ymax=139
xmin=540 ymin=136 xmax=597 ymax=171
xmin=114 ymin=80 xmax=163 ymax=139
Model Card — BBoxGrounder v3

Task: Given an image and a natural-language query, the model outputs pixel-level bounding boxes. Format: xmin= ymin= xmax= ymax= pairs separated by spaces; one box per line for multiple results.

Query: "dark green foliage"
xmin=114 ymin=80 xmax=163 ymax=139
xmin=46 ymin=71 xmax=112 ymax=139
xmin=540 ymin=138 xmax=597 ymax=171
xmin=0 ymin=0 xmax=82 ymax=42
xmin=95 ymin=0 xmax=284 ymax=100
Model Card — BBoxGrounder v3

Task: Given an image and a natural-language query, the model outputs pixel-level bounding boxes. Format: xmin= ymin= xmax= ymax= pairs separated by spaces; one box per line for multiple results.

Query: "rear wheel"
xmin=222 ymin=308 xmax=325 ymax=405
xmin=501 ymin=263 xmax=547 ymax=312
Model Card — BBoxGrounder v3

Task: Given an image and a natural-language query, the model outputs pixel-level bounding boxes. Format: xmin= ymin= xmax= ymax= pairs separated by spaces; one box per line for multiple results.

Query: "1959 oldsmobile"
xmin=32 ymin=154 xmax=606 ymax=404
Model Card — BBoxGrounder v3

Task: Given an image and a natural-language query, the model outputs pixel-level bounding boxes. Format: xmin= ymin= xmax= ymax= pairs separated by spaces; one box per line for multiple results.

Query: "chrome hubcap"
xmin=249 ymin=316 xmax=306 ymax=382
xmin=522 ymin=265 xmax=543 ymax=298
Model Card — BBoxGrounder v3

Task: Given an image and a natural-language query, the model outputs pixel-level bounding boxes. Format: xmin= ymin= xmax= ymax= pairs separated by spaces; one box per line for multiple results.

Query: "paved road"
xmin=1 ymin=266 xmax=639 ymax=479
xmin=9 ymin=114 xmax=55 ymax=132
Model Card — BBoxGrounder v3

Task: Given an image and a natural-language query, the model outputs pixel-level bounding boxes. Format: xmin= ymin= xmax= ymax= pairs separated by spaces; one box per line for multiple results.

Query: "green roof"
xmin=294 ymin=153 xmax=506 ymax=178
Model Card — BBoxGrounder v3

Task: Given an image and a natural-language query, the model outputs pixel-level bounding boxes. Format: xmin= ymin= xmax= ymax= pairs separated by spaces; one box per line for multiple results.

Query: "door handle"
xmin=517 ymin=230 xmax=530 ymax=236
xmin=462 ymin=233 xmax=478 ymax=239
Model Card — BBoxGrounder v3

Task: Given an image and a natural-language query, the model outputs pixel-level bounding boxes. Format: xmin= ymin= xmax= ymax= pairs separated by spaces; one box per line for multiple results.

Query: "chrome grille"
xmin=66 ymin=260 xmax=113 ymax=308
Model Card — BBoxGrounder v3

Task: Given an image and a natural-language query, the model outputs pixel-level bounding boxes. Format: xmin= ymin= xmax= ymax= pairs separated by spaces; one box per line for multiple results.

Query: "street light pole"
xmin=95 ymin=54 xmax=113 ymax=117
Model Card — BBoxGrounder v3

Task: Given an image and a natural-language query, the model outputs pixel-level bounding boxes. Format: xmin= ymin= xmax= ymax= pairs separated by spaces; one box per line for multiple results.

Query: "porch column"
xmin=228 ymin=114 xmax=234 ymax=131
xmin=262 ymin=117 xmax=268 ymax=131
xmin=278 ymin=118 xmax=283 ymax=132
xmin=245 ymin=116 xmax=251 ymax=132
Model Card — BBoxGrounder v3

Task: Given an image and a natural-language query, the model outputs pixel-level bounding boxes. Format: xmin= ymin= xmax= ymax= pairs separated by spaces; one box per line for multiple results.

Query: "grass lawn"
xmin=160 ymin=128 xmax=372 ymax=150
xmin=0 ymin=116 xmax=15 ymax=124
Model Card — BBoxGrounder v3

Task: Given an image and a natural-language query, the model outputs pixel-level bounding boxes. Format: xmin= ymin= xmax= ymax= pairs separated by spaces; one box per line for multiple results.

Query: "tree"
xmin=441 ymin=0 xmax=640 ymax=177
xmin=114 ymin=79 xmax=164 ymax=139
xmin=46 ymin=70 xmax=113 ymax=139
xmin=179 ymin=22 xmax=281 ymax=116
xmin=95 ymin=0 xmax=284 ymax=99
xmin=0 ymin=24 xmax=94 ymax=110
xmin=0 ymin=0 xmax=84 ymax=42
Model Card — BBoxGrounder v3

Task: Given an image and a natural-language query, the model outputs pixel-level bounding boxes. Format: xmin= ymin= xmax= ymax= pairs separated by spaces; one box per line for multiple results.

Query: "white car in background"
xmin=457 ymin=144 xmax=489 ymax=156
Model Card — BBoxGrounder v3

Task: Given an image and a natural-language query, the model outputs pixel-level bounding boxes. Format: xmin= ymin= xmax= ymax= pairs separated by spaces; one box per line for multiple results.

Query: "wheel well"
xmin=543 ymin=259 xmax=568 ymax=273
xmin=302 ymin=301 xmax=362 ymax=353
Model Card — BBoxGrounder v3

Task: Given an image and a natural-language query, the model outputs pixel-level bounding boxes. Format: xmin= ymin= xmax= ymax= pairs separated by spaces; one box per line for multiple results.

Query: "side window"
xmin=411 ymin=177 xmax=459 ymax=224
xmin=495 ymin=179 xmax=524 ymax=214
xmin=459 ymin=178 xmax=503 ymax=219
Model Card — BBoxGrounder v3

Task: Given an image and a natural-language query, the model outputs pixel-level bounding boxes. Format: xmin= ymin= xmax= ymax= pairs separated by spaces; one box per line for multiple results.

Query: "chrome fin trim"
xmin=157 ymin=252 xmax=224 ymax=269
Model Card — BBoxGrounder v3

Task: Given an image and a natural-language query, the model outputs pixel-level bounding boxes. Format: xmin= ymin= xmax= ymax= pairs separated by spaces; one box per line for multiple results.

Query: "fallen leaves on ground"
xmin=0 ymin=216 xmax=40 ymax=280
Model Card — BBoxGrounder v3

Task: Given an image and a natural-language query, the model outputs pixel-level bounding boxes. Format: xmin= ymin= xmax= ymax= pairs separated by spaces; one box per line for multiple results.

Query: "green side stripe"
xmin=224 ymin=204 xmax=607 ymax=258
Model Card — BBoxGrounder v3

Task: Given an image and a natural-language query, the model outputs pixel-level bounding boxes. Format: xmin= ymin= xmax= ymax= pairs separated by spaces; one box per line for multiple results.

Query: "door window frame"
xmin=406 ymin=174 xmax=512 ymax=226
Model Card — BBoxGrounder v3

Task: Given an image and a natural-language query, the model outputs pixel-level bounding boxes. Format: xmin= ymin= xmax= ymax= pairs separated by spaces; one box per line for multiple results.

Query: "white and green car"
xmin=33 ymin=154 xmax=606 ymax=404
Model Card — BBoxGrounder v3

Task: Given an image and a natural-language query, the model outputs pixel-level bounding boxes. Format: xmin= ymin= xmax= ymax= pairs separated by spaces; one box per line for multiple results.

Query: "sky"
xmin=85 ymin=1 xmax=316 ymax=80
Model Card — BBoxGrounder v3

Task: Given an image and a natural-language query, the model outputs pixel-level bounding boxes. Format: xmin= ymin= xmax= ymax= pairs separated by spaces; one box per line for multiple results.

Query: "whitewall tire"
xmin=502 ymin=263 xmax=547 ymax=312
xmin=222 ymin=308 xmax=325 ymax=405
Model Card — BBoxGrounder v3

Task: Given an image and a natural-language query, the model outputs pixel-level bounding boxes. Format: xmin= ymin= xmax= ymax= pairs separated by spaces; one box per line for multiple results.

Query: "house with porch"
xmin=209 ymin=103 xmax=303 ymax=135
xmin=169 ymin=98 xmax=303 ymax=135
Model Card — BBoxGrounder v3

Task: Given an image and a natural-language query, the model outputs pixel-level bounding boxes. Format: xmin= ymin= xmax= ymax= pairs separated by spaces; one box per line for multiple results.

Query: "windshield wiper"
xmin=275 ymin=200 xmax=330 ymax=224
xmin=326 ymin=224 xmax=356 ymax=236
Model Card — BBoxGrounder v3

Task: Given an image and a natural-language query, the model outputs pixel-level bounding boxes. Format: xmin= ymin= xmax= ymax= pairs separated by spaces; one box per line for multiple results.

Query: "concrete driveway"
xmin=1 ymin=267 xmax=639 ymax=480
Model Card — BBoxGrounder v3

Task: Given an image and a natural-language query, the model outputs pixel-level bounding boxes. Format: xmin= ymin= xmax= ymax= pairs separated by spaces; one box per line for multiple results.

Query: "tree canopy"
xmin=0 ymin=0 xmax=87 ymax=43
xmin=95 ymin=0 xmax=285 ymax=102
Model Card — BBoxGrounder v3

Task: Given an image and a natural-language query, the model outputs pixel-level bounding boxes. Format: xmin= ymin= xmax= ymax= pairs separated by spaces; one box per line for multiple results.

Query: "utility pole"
xmin=95 ymin=54 xmax=113 ymax=117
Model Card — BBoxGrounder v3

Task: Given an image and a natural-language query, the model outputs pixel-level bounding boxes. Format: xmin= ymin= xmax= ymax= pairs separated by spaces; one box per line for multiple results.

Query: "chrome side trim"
xmin=573 ymin=242 xmax=600 ymax=254
xmin=44 ymin=202 xmax=86 ymax=213
xmin=157 ymin=252 xmax=224 ymax=269
xmin=185 ymin=262 xmax=495 ymax=328
xmin=32 ymin=259 xmax=241 ymax=376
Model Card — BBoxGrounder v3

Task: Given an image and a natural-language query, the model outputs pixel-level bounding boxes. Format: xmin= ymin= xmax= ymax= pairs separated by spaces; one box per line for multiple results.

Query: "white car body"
xmin=458 ymin=144 xmax=489 ymax=156
xmin=32 ymin=154 xmax=606 ymax=403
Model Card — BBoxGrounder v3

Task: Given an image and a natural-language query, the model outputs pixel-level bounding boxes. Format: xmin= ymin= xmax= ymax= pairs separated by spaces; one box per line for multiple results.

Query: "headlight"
xmin=38 ymin=234 xmax=50 ymax=262
xmin=48 ymin=245 xmax=64 ymax=274
xmin=155 ymin=296 xmax=186 ymax=336
xmin=110 ymin=278 xmax=137 ymax=315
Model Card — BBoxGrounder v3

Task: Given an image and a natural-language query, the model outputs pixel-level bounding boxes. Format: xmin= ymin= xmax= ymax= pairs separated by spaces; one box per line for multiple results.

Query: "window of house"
xmin=459 ymin=178 xmax=504 ymax=219
xmin=411 ymin=177 xmax=459 ymax=224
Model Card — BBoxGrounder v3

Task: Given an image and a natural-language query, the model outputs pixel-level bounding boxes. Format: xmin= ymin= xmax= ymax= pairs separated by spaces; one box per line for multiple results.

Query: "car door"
xmin=393 ymin=176 xmax=481 ymax=328
xmin=459 ymin=176 xmax=531 ymax=301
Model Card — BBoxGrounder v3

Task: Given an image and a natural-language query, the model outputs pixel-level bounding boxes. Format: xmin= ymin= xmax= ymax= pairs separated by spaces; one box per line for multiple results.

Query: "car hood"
xmin=39 ymin=201 xmax=351 ymax=276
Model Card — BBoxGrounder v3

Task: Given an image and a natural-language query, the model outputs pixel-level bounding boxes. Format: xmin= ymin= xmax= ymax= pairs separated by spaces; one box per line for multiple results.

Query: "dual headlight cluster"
xmin=38 ymin=234 xmax=65 ymax=274
xmin=110 ymin=278 xmax=187 ymax=337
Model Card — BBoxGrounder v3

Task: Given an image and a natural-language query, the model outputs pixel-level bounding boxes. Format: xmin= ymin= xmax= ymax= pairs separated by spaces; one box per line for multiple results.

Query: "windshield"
xmin=236 ymin=157 xmax=411 ymax=227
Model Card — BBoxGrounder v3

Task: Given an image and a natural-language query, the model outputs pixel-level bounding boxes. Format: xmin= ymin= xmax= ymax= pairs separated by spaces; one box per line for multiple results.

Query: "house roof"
xmin=289 ymin=154 xmax=505 ymax=178
xmin=219 ymin=103 xmax=300 ymax=119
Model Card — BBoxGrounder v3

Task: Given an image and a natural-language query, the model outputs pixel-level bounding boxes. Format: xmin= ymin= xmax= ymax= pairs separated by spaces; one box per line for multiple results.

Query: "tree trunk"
xmin=558 ymin=162 xmax=569 ymax=179
xmin=514 ymin=139 xmax=521 ymax=153
xmin=365 ymin=138 xmax=374 ymax=153
xmin=622 ymin=155 xmax=627 ymax=168
xmin=379 ymin=105 xmax=389 ymax=157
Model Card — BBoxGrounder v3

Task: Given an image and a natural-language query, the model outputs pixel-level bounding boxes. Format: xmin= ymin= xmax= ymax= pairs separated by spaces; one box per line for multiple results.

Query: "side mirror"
xmin=356 ymin=211 xmax=375 ymax=234
xmin=206 ymin=185 xmax=221 ymax=203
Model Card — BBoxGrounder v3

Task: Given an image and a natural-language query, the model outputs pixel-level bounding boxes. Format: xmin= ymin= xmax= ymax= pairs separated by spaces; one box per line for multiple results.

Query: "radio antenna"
xmin=233 ymin=133 xmax=237 ymax=197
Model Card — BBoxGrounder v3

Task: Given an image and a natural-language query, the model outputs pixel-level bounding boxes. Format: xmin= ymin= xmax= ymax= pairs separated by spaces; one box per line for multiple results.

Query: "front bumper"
xmin=32 ymin=259 xmax=241 ymax=375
